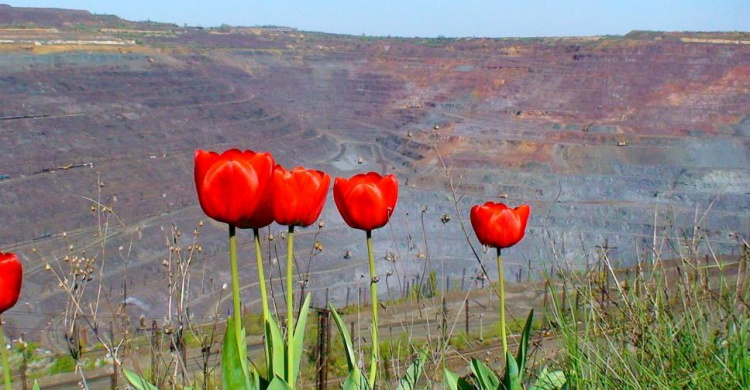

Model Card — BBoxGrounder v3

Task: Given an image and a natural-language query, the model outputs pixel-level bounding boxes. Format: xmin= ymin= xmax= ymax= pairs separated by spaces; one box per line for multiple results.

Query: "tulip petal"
xmin=470 ymin=202 xmax=530 ymax=249
xmin=271 ymin=165 xmax=330 ymax=227
xmin=334 ymin=172 xmax=398 ymax=231
xmin=0 ymin=252 xmax=23 ymax=315
xmin=379 ymin=174 xmax=399 ymax=218
xmin=345 ymin=183 xmax=386 ymax=231
xmin=194 ymin=149 xmax=275 ymax=227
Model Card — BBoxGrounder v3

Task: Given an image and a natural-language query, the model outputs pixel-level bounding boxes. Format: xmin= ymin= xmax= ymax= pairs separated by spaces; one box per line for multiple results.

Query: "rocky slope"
xmin=0 ymin=5 xmax=747 ymax=341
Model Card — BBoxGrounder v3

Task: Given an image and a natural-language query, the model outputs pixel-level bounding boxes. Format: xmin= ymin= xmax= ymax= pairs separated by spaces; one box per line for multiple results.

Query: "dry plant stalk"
xmin=41 ymin=177 xmax=131 ymax=389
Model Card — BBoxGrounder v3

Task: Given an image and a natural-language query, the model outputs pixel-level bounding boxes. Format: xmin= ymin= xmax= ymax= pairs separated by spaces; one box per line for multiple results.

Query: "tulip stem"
xmin=228 ymin=225 xmax=243 ymax=345
xmin=496 ymin=248 xmax=507 ymax=356
xmin=286 ymin=225 xmax=295 ymax=388
xmin=0 ymin=316 xmax=11 ymax=390
xmin=253 ymin=228 xmax=270 ymax=324
xmin=366 ymin=230 xmax=379 ymax=388
xmin=254 ymin=228 xmax=274 ymax=380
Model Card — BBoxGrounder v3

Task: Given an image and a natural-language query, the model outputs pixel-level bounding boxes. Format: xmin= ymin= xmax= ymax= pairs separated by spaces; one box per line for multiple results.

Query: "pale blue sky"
xmin=5 ymin=1 xmax=749 ymax=37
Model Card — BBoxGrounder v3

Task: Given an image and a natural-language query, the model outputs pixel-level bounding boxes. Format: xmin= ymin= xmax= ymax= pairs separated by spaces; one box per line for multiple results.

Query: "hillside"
xmin=0 ymin=5 xmax=747 ymax=344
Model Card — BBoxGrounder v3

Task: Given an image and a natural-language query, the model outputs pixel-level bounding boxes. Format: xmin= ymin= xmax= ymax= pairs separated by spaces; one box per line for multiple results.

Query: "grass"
xmin=48 ymin=355 xmax=76 ymax=375
xmin=23 ymin=189 xmax=746 ymax=389
xmin=545 ymin=249 xmax=749 ymax=389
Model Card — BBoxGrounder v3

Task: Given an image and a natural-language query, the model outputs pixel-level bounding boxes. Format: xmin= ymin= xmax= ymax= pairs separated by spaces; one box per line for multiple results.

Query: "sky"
xmin=5 ymin=1 xmax=749 ymax=38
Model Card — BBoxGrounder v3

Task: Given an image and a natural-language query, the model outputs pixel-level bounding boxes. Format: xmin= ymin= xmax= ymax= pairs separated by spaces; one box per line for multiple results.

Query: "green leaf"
xmin=396 ymin=349 xmax=427 ymax=390
xmin=250 ymin=368 xmax=263 ymax=390
xmin=292 ymin=293 xmax=312 ymax=381
xmin=516 ymin=309 xmax=534 ymax=376
xmin=444 ymin=368 xmax=474 ymax=390
xmin=32 ymin=381 xmax=41 ymax=390
xmin=222 ymin=316 xmax=252 ymax=390
xmin=471 ymin=358 xmax=499 ymax=390
xmin=530 ymin=367 xmax=567 ymax=390
xmin=264 ymin=315 xmax=287 ymax=380
xmin=330 ymin=303 xmax=363 ymax=388
xmin=444 ymin=368 xmax=461 ymax=390
xmin=329 ymin=303 xmax=359 ymax=373
xmin=501 ymin=351 xmax=520 ymax=390
xmin=266 ymin=376 xmax=293 ymax=390
xmin=342 ymin=370 xmax=371 ymax=390
xmin=123 ymin=369 xmax=158 ymax=390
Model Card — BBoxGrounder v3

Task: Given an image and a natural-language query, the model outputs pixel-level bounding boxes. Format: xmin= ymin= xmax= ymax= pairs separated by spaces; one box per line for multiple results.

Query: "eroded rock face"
xmin=0 ymin=8 xmax=747 ymax=330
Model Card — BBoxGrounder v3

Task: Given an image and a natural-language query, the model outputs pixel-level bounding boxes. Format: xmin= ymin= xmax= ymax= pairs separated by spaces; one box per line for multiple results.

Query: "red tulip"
xmin=470 ymin=202 xmax=530 ymax=249
xmin=194 ymin=149 xmax=275 ymax=228
xmin=0 ymin=252 xmax=22 ymax=315
xmin=334 ymin=172 xmax=398 ymax=231
xmin=271 ymin=165 xmax=331 ymax=227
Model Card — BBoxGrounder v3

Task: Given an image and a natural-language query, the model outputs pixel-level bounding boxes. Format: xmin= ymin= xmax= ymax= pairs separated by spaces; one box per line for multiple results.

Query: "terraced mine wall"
xmin=0 ymin=16 xmax=747 ymax=336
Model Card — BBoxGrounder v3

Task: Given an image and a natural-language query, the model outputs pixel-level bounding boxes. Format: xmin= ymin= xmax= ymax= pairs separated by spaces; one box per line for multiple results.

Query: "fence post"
xmin=527 ymin=259 xmax=532 ymax=282
xmin=151 ymin=320 xmax=160 ymax=384
xmin=479 ymin=314 xmax=484 ymax=341
xmin=111 ymin=359 xmax=119 ymax=390
xmin=461 ymin=268 xmax=466 ymax=291
xmin=441 ymin=296 xmax=448 ymax=344
xmin=316 ymin=309 xmax=330 ymax=390
xmin=464 ymin=298 xmax=469 ymax=334
xmin=21 ymin=334 xmax=28 ymax=390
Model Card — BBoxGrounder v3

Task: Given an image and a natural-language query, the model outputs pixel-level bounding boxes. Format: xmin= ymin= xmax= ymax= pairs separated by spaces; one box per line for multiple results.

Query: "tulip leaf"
xmin=444 ymin=368 xmax=461 ymax=390
xmin=444 ymin=368 xmax=474 ymax=390
xmin=342 ymin=370 xmax=370 ymax=390
xmin=396 ymin=349 xmax=427 ymax=390
xmin=529 ymin=367 xmax=567 ymax=390
xmin=264 ymin=315 xmax=287 ymax=381
xmin=329 ymin=303 xmax=358 ymax=372
xmin=124 ymin=369 xmax=158 ymax=390
xmin=515 ymin=309 xmax=534 ymax=379
xmin=222 ymin=316 xmax=252 ymax=390
xmin=330 ymin=303 xmax=363 ymax=387
xmin=32 ymin=381 xmax=41 ymax=390
xmin=502 ymin=350 xmax=521 ymax=390
xmin=266 ymin=376 xmax=293 ymax=390
xmin=292 ymin=293 xmax=312 ymax=381
xmin=471 ymin=358 xmax=500 ymax=390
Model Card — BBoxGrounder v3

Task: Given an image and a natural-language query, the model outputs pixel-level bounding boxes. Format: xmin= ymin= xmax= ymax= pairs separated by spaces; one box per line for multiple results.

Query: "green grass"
xmin=546 ymin=252 xmax=749 ymax=389
xmin=48 ymin=355 xmax=77 ymax=375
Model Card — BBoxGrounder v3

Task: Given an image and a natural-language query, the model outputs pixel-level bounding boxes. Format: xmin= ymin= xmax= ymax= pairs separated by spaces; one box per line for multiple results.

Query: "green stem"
xmin=254 ymin=228 xmax=274 ymax=380
xmin=497 ymin=248 xmax=507 ymax=356
xmin=0 ymin=316 xmax=11 ymax=390
xmin=228 ymin=225 xmax=242 ymax=343
xmin=253 ymin=228 xmax=270 ymax=324
xmin=366 ymin=230 xmax=379 ymax=388
xmin=286 ymin=225 xmax=295 ymax=388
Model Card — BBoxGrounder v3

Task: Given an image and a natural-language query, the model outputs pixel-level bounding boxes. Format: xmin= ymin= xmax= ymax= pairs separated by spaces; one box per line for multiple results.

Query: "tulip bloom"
xmin=194 ymin=149 xmax=275 ymax=228
xmin=333 ymin=172 xmax=398 ymax=231
xmin=271 ymin=165 xmax=330 ymax=227
xmin=194 ymin=148 xmax=275 ymax=371
xmin=333 ymin=172 xmax=398 ymax=387
xmin=0 ymin=251 xmax=22 ymax=390
xmin=470 ymin=202 xmax=530 ymax=249
xmin=271 ymin=165 xmax=330 ymax=386
xmin=0 ymin=252 xmax=22 ymax=315
xmin=470 ymin=201 xmax=530 ymax=356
